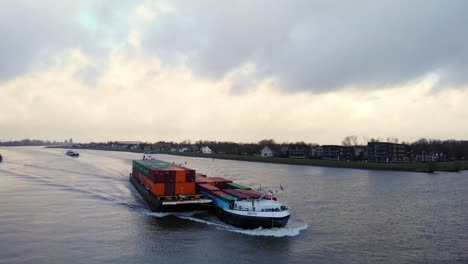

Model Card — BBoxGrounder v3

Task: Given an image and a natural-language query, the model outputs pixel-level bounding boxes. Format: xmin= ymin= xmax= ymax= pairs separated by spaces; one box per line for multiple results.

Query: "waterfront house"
xmin=178 ymin=147 xmax=189 ymax=152
xmin=415 ymin=151 xmax=443 ymax=162
xmin=201 ymin=146 xmax=213 ymax=154
xmin=152 ymin=141 xmax=172 ymax=152
xmin=288 ymin=144 xmax=308 ymax=159
xmin=278 ymin=146 xmax=289 ymax=158
xmin=367 ymin=142 xmax=414 ymax=162
xmin=322 ymin=145 xmax=353 ymax=161
xmin=260 ymin=146 xmax=274 ymax=157
xmin=352 ymin=146 xmax=367 ymax=161
xmin=310 ymin=145 xmax=323 ymax=159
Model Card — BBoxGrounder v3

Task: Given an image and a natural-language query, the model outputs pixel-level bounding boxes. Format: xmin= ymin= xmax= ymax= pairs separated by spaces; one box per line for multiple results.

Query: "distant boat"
xmin=0 ymin=154 xmax=3 ymax=162
xmin=66 ymin=150 xmax=79 ymax=157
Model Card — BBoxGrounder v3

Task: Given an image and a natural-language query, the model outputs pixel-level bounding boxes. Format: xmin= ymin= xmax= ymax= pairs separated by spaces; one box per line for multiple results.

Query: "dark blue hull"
xmin=214 ymin=206 xmax=290 ymax=229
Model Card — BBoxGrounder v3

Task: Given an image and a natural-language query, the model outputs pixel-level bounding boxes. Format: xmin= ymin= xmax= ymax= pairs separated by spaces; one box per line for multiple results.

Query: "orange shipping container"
xmin=173 ymin=167 xmax=186 ymax=183
xmin=175 ymin=182 xmax=196 ymax=195
xmin=147 ymin=177 xmax=154 ymax=190
xmin=151 ymin=183 xmax=165 ymax=196
xmin=141 ymin=175 xmax=151 ymax=190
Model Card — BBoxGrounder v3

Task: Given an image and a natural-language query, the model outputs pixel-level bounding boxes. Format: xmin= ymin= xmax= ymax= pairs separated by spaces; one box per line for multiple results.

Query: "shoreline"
xmin=47 ymin=146 xmax=467 ymax=173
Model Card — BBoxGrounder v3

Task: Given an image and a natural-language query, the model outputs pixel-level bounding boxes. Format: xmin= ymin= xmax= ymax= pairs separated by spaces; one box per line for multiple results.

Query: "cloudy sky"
xmin=1 ymin=1 xmax=467 ymax=144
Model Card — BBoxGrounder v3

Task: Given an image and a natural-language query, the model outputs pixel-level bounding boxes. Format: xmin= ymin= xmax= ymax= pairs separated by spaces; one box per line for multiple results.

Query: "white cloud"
xmin=1 ymin=38 xmax=467 ymax=143
xmin=1 ymin=2 xmax=468 ymax=143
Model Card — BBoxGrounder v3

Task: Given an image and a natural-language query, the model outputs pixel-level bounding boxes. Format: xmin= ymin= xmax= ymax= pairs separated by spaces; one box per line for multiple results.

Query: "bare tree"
xmin=342 ymin=136 xmax=358 ymax=146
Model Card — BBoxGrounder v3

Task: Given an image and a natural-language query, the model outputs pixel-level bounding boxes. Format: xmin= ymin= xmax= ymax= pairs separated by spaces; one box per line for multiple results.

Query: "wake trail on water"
xmin=142 ymin=207 xmax=308 ymax=237
xmin=179 ymin=216 xmax=308 ymax=237
xmin=141 ymin=209 xmax=208 ymax=218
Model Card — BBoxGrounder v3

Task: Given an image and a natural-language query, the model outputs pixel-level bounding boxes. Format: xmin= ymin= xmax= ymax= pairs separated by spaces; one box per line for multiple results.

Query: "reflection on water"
xmin=0 ymin=147 xmax=467 ymax=264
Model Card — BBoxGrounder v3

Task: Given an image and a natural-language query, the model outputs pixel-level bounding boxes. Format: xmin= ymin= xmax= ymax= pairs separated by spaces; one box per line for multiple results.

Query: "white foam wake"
xmin=140 ymin=207 xmax=308 ymax=237
xmin=177 ymin=215 xmax=308 ymax=237
xmin=143 ymin=210 xmax=207 ymax=218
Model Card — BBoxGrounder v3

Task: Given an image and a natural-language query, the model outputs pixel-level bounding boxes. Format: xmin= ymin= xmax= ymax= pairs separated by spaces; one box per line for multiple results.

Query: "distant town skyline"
xmin=1 ymin=1 xmax=468 ymax=144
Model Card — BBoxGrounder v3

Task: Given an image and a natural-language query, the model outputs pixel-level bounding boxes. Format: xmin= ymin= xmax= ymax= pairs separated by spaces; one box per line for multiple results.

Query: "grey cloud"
xmin=0 ymin=1 xmax=132 ymax=83
xmin=0 ymin=2 xmax=84 ymax=81
xmin=143 ymin=0 xmax=468 ymax=91
xmin=2 ymin=1 xmax=468 ymax=92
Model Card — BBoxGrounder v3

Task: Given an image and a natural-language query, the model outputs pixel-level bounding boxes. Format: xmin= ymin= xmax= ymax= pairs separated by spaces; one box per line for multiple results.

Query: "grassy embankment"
xmin=157 ymin=151 xmax=467 ymax=173
xmin=52 ymin=146 xmax=467 ymax=173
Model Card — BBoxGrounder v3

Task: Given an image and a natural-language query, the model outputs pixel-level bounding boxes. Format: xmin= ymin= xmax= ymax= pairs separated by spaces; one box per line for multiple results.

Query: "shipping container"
xmin=164 ymin=182 xmax=175 ymax=196
xmin=186 ymin=173 xmax=196 ymax=182
xmin=224 ymin=182 xmax=251 ymax=190
xmin=185 ymin=169 xmax=196 ymax=182
xmin=150 ymin=168 xmax=176 ymax=183
xmin=151 ymin=183 xmax=165 ymax=196
xmin=223 ymin=189 xmax=251 ymax=199
xmin=196 ymin=177 xmax=215 ymax=185
xmin=197 ymin=183 xmax=220 ymax=193
xmin=236 ymin=189 xmax=262 ymax=199
xmin=133 ymin=160 xmax=173 ymax=178
xmin=173 ymin=167 xmax=186 ymax=183
xmin=163 ymin=170 xmax=176 ymax=183
xmin=150 ymin=169 xmax=165 ymax=183
xmin=175 ymin=182 xmax=196 ymax=195
xmin=209 ymin=177 xmax=232 ymax=188
xmin=212 ymin=191 xmax=237 ymax=204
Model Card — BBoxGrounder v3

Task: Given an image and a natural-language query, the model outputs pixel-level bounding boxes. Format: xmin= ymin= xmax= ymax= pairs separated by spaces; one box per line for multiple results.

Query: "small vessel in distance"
xmin=0 ymin=154 xmax=3 ymax=162
xmin=66 ymin=150 xmax=79 ymax=157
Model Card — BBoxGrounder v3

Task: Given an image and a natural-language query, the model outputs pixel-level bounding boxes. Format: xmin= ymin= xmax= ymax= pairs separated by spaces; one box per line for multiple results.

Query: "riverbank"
xmin=47 ymin=146 xmax=467 ymax=173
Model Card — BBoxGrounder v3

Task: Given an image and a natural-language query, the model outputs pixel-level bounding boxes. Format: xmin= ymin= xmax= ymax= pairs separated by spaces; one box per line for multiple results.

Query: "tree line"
xmin=341 ymin=136 xmax=467 ymax=160
xmin=0 ymin=139 xmax=59 ymax=146
xmin=2 ymin=137 xmax=467 ymax=160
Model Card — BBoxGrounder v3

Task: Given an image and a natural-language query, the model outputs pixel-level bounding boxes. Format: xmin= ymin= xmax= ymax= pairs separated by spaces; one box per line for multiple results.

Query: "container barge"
xmin=130 ymin=153 xmax=290 ymax=228
xmin=129 ymin=153 xmax=211 ymax=212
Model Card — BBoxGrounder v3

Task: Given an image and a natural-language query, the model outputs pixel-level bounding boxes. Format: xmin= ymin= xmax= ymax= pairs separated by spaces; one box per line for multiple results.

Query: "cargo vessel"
xmin=130 ymin=153 xmax=290 ymax=228
xmin=196 ymin=176 xmax=290 ymax=229
xmin=129 ymin=153 xmax=211 ymax=212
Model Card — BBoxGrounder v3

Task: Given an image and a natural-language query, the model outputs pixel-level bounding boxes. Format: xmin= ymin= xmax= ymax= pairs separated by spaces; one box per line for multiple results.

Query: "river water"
xmin=0 ymin=147 xmax=467 ymax=264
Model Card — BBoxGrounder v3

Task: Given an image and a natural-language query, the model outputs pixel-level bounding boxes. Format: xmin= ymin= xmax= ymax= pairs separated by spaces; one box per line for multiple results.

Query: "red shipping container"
xmin=212 ymin=190 xmax=229 ymax=198
xmin=196 ymin=177 xmax=215 ymax=186
xmin=207 ymin=177 xmax=232 ymax=189
xmin=223 ymin=189 xmax=250 ymax=199
xmin=164 ymin=171 xmax=175 ymax=183
xmin=150 ymin=168 xmax=175 ymax=183
xmin=186 ymin=174 xmax=195 ymax=182
xmin=197 ymin=183 xmax=220 ymax=193
xmin=149 ymin=168 xmax=163 ymax=182
xmin=236 ymin=189 xmax=262 ymax=199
